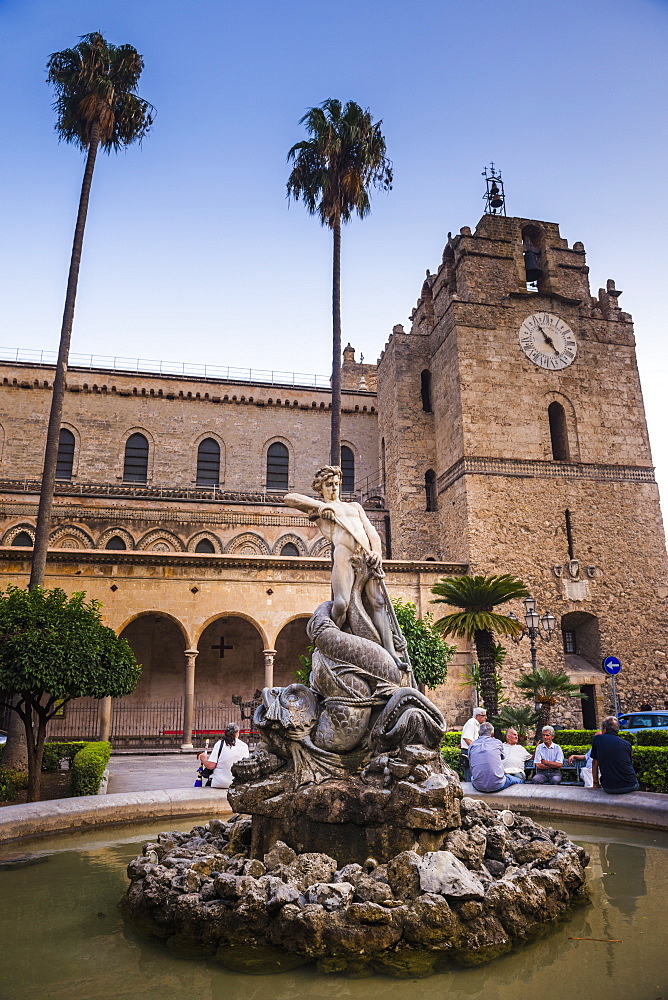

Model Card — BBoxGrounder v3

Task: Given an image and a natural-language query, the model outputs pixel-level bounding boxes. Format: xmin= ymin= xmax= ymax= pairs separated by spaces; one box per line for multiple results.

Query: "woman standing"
xmin=198 ymin=723 xmax=250 ymax=788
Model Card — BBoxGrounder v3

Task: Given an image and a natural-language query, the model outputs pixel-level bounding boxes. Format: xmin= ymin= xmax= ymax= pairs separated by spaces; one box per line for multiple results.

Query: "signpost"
xmin=602 ymin=656 xmax=622 ymax=716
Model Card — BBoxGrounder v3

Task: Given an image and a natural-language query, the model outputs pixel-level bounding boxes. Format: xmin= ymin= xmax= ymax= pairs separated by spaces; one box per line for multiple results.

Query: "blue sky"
xmin=1 ymin=0 xmax=667 ymax=512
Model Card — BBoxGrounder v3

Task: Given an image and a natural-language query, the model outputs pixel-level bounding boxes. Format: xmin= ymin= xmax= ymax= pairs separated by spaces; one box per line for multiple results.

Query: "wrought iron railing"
xmin=0 ymin=346 xmax=332 ymax=390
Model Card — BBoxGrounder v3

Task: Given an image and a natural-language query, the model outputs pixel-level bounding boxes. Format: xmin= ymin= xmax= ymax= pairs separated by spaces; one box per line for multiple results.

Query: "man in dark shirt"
xmin=591 ymin=716 xmax=639 ymax=794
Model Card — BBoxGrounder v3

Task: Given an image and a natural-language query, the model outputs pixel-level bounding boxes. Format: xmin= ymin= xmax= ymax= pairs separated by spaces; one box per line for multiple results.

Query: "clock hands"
xmin=535 ymin=323 xmax=558 ymax=353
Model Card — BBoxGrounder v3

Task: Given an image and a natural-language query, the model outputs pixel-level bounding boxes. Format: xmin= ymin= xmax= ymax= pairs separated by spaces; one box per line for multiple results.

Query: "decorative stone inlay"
xmin=48 ymin=524 xmax=95 ymax=549
xmin=225 ymin=532 xmax=271 ymax=555
xmin=137 ymin=528 xmax=185 ymax=552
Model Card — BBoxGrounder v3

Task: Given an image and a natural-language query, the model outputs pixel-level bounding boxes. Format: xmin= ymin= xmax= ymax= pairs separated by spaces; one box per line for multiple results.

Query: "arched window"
xmin=266 ymin=442 xmax=289 ymax=489
xmin=280 ymin=542 xmax=299 ymax=556
xmin=196 ymin=438 xmax=220 ymax=487
xmin=56 ymin=428 xmax=75 ymax=480
xmin=341 ymin=446 xmax=355 ymax=493
xmin=195 ymin=537 xmax=216 ymax=553
xmin=11 ymin=531 xmax=33 ymax=547
xmin=522 ymin=224 xmax=544 ymax=288
xmin=105 ymin=536 xmax=127 ymax=550
xmin=123 ymin=433 xmax=149 ymax=483
xmin=425 ymin=469 xmax=437 ymax=512
xmin=548 ymin=402 xmax=570 ymax=461
xmin=420 ymin=370 xmax=432 ymax=413
xmin=381 ymin=437 xmax=386 ymax=485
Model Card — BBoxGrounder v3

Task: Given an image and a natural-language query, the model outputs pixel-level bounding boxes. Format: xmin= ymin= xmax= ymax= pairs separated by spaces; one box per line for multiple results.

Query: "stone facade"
xmin=377 ymin=213 xmax=668 ymax=719
xmin=1 ymin=210 xmax=667 ymax=732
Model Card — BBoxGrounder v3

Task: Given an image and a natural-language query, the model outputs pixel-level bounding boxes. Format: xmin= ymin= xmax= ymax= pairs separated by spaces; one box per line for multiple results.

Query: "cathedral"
xmin=1 ymin=208 xmax=666 ymax=744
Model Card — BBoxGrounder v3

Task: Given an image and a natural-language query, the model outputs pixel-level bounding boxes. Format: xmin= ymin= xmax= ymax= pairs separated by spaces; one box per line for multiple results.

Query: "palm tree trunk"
xmin=474 ymin=628 xmax=498 ymax=719
xmin=330 ymin=218 xmax=342 ymax=467
xmin=29 ymin=129 xmax=100 ymax=590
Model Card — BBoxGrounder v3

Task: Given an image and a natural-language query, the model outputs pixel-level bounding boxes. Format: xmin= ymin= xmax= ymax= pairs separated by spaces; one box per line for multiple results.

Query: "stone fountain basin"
xmin=120 ymin=797 xmax=589 ymax=978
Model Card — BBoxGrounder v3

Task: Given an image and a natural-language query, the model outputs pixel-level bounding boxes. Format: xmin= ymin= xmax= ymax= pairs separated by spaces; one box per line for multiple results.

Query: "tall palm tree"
xmin=431 ymin=574 xmax=529 ymax=718
xmin=29 ymin=32 xmax=154 ymax=590
xmin=287 ymin=100 xmax=392 ymax=466
xmin=514 ymin=667 xmax=585 ymax=742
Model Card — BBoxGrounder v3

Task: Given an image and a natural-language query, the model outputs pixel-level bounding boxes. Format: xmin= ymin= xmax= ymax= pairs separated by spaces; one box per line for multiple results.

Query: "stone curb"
xmin=462 ymin=782 xmax=668 ymax=831
xmin=0 ymin=788 xmax=232 ymax=845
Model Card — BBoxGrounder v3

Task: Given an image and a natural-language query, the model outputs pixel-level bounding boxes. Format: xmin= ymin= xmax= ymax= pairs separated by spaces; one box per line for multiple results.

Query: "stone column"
xmin=263 ymin=649 xmax=277 ymax=689
xmin=181 ymin=649 xmax=199 ymax=750
xmin=98 ymin=696 xmax=112 ymax=743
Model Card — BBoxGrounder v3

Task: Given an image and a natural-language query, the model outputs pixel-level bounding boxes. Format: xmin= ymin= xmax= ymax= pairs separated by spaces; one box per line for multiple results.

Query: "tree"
xmin=0 ymin=586 xmax=140 ymax=801
xmin=287 ymin=99 xmax=392 ymax=465
xmin=495 ymin=704 xmax=540 ymax=745
xmin=391 ymin=599 xmax=456 ymax=689
xmin=30 ymin=32 xmax=154 ymax=590
xmin=514 ymin=667 xmax=586 ymax=742
xmin=431 ymin=574 xmax=529 ymax=718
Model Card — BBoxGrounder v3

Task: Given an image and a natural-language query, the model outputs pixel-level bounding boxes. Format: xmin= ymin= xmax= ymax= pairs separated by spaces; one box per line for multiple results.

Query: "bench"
xmin=523 ymin=760 xmax=585 ymax=785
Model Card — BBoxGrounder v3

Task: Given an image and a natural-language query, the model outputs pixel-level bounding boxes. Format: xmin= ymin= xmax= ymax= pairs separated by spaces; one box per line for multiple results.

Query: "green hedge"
xmin=634 ymin=729 xmax=668 ymax=747
xmin=556 ymin=729 xmax=635 ymax=746
xmin=0 ymin=767 xmax=29 ymax=802
xmin=42 ymin=741 xmax=88 ymax=771
xmin=442 ymin=732 xmax=462 ymax=748
xmin=442 ymin=746 xmax=464 ymax=777
xmin=631 ymin=747 xmax=668 ymax=792
xmin=72 ymin=741 xmax=111 ymax=796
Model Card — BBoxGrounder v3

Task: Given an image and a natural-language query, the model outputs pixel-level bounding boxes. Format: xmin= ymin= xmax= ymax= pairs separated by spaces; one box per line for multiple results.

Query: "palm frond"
xmin=432 ymin=610 xmax=524 ymax=641
xmin=431 ymin=574 xmax=530 ymax=612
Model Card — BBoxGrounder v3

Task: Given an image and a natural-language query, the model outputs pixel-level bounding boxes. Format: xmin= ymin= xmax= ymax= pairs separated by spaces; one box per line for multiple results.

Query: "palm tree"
xmin=514 ymin=667 xmax=586 ymax=742
xmin=29 ymin=32 xmax=154 ymax=589
xmin=495 ymin=704 xmax=540 ymax=745
xmin=287 ymin=100 xmax=392 ymax=466
xmin=431 ymin=574 xmax=529 ymax=718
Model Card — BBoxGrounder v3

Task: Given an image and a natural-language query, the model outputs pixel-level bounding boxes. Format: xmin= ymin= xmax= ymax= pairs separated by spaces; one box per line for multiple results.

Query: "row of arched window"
xmin=54 ymin=431 xmax=357 ymax=492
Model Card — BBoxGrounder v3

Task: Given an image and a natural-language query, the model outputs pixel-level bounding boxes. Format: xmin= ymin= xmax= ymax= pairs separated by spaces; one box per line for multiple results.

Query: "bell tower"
xmin=377 ymin=209 xmax=668 ymax=718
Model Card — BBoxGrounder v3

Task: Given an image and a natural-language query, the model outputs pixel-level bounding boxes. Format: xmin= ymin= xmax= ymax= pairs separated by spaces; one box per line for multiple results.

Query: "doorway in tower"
xmin=195 ymin=616 xmax=265 ymax=728
xmin=561 ymin=611 xmax=602 ymax=728
xmin=274 ymin=617 xmax=311 ymax=685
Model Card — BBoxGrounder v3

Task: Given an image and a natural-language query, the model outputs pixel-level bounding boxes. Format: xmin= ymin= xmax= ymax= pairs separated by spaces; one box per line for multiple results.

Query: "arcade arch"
xmin=274 ymin=616 xmax=311 ymax=686
xmin=118 ymin=612 xmax=187 ymax=705
xmin=196 ymin=614 xmax=266 ymax=706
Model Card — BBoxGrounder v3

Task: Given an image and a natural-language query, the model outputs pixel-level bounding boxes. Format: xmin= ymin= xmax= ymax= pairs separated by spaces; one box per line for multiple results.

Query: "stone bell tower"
xmin=377 ymin=210 xmax=668 ymax=718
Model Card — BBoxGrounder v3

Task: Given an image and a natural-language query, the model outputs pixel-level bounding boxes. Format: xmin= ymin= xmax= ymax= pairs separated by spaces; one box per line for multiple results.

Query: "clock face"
xmin=518 ymin=312 xmax=577 ymax=370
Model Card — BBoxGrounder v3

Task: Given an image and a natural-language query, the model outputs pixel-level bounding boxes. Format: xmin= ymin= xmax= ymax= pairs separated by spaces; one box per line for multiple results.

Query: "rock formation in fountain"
xmin=120 ymin=466 xmax=589 ymax=975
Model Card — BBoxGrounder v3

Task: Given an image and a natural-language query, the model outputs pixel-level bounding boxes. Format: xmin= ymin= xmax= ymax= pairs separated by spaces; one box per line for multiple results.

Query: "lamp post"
xmin=509 ymin=596 xmax=556 ymax=672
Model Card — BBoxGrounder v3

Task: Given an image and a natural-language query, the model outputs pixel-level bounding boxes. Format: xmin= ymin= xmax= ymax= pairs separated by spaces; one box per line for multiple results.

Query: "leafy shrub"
xmin=441 ymin=746 xmax=464 ymax=777
xmin=72 ymin=741 xmax=111 ymax=796
xmin=42 ymin=741 xmax=88 ymax=772
xmin=634 ymin=729 xmax=668 ymax=747
xmin=0 ymin=767 xmax=29 ymax=802
xmin=631 ymin=747 xmax=668 ymax=792
xmin=442 ymin=732 xmax=462 ymax=747
xmin=555 ymin=728 xmax=634 ymax=746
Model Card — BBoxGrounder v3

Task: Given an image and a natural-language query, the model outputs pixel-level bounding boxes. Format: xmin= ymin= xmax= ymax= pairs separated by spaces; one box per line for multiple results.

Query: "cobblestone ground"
xmin=107 ymin=752 xmax=203 ymax=793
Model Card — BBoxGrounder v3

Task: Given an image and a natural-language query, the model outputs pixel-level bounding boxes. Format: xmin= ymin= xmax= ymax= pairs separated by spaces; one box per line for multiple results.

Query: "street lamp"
xmin=509 ymin=597 xmax=556 ymax=671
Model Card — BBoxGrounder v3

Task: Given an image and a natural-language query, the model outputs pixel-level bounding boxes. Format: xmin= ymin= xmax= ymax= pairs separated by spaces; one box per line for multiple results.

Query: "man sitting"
xmin=468 ymin=722 xmax=524 ymax=792
xmin=531 ymin=726 xmax=564 ymax=784
xmin=501 ymin=727 xmax=532 ymax=781
xmin=591 ymin=716 xmax=639 ymax=794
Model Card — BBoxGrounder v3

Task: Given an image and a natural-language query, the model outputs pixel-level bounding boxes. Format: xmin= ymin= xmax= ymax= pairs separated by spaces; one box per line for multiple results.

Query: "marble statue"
xmin=242 ymin=466 xmax=446 ymax=787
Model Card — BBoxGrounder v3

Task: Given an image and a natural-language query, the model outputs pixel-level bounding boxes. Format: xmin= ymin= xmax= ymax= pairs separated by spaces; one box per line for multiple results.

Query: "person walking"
xmin=531 ymin=726 xmax=564 ymax=784
xmin=198 ymin=723 xmax=250 ymax=789
xmin=468 ymin=722 xmax=524 ymax=792
xmin=591 ymin=716 xmax=639 ymax=794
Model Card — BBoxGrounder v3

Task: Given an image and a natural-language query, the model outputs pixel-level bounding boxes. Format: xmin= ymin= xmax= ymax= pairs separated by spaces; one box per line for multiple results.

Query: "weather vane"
xmin=482 ymin=163 xmax=506 ymax=216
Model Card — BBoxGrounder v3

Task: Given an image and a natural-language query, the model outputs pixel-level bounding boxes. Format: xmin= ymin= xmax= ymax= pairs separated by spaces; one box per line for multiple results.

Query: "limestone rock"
xmin=306 ymin=882 xmax=354 ymax=911
xmin=418 ymin=851 xmax=486 ymax=900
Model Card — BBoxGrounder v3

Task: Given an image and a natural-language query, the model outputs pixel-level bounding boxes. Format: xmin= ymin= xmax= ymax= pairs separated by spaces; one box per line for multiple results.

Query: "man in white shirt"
xmin=501 ymin=727 xmax=532 ymax=781
xmin=531 ymin=726 xmax=564 ymax=784
xmin=460 ymin=708 xmax=487 ymax=781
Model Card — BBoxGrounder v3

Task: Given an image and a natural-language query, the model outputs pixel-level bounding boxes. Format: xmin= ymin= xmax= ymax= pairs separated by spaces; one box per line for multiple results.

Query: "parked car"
xmin=618 ymin=711 xmax=668 ymax=733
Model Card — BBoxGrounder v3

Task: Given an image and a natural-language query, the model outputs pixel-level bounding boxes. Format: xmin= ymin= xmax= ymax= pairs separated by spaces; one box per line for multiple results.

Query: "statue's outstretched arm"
xmin=283 ymin=493 xmax=325 ymax=516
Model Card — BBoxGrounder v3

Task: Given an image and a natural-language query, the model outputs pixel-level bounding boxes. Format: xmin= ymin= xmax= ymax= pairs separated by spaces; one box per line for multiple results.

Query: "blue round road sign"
xmin=602 ymin=656 xmax=622 ymax=675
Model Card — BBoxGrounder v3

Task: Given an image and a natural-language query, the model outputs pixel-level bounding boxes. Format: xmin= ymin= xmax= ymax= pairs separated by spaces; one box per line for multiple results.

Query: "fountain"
xmin=120 ymin=466 xmax=589 ymax=976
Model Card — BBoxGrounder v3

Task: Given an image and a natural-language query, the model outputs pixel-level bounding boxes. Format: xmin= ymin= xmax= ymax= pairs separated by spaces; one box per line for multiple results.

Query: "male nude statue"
xmin=284 ymin=465 xmax=405 ymax=666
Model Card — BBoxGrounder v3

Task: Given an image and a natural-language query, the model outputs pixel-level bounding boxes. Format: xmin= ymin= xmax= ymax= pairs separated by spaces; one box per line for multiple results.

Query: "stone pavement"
xmin=107 ymin=751 xmax=202 ymax=794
